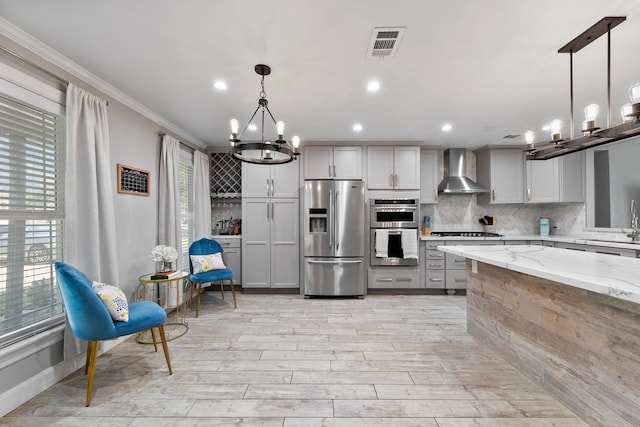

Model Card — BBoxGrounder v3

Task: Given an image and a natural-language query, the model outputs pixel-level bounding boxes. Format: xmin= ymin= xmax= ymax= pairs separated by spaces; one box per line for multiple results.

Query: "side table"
xmin=136 ymin=271 xmax=190 ymax=343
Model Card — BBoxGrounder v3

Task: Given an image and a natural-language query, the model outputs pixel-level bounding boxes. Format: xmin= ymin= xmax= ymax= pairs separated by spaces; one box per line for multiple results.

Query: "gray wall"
xmin=0 ymin=35 xmax=199 ymax=415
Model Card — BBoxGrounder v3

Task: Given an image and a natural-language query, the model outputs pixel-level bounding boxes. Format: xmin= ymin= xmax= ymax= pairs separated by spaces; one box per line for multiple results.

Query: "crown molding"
xmin=0 ymin=17 xmax=206 ymax=149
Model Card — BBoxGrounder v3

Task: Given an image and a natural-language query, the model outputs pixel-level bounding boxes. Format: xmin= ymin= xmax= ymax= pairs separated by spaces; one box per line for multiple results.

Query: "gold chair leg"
xmin=84 ymin=341 xmax=93 ymax=375
xmin=149 ymin=327 xmax=158 ymax=352
xmin=158 ymin=325 xmax=173 ymax=375
xmin=229 ymin=279 xmax=237 ymax=309
xmin=85 ymin=341 xmax=99 ymax=407
xmin=196 ymin=283 xmax=202 ymax=318
xmin=219 ymin=281 xmax=225 ymax=300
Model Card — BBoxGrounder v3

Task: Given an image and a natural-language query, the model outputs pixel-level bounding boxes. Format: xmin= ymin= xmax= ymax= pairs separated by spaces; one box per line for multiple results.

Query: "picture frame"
xmin=117 ymin=163 xmax=150 ymax=196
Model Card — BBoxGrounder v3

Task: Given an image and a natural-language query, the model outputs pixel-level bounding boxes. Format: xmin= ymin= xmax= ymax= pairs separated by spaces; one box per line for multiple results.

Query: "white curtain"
xmin=64 ymin=83 xmax=118 ymax=358
xmin=193 ymin=150 xmax=211 ymax=239
xmin=158 ymin=135 xmax=183 ymax=306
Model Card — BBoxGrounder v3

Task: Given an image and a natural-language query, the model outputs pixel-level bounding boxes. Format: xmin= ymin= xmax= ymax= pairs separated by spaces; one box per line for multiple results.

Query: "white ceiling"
xmin=1 ymin=0 xmax=639 ymax=150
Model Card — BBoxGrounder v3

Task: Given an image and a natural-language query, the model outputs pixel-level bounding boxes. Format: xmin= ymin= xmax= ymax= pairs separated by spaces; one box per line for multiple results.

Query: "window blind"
xmin=178 ymin=148 xmax=194 ymax=270
xmin=0 ymin=92 xmax=65 ymax=348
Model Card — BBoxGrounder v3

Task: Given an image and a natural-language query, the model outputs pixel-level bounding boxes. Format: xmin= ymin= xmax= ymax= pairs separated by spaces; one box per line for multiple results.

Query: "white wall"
xmin=0 ymin=35 xmax=200 ymax=416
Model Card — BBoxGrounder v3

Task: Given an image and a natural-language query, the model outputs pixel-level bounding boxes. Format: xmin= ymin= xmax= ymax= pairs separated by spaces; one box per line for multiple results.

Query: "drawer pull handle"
xmin=454 ymin=278 xmax=466 ymax=283
xmin=429 ymin=278 xmax=443 ymax=282
xmin=428 ymin=263 xmax=441 ymax=267
xmin=376 ymin=278 xmax=393 ymax=282
xmin=396 ymin=277 xmax=412 ymax=282
xmin=454 ymin=258 xmax=465 ymax=262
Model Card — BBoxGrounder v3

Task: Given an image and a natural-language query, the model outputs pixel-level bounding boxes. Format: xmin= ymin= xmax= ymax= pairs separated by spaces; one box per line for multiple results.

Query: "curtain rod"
xmin=159 ymin=131 xmax=196 ymax=153
xmin=0 ymin=45 xmax=110 ymax=106
xmin=0 ymin=45 xmax=69 ymax=87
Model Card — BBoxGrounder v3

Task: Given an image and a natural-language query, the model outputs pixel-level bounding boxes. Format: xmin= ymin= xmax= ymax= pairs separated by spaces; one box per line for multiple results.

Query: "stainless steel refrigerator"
xmin=303 ymin=180 xmax=365 ymax=296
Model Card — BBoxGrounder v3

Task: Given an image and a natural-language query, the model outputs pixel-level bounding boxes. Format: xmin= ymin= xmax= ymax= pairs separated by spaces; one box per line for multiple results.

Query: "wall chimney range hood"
xmin=437 ymin=148 xmax=488 ymax=194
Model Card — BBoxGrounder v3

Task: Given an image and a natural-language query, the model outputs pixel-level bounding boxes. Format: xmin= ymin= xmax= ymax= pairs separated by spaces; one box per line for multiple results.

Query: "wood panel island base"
xmin=439 ymin=245 xmax=640 ymax=427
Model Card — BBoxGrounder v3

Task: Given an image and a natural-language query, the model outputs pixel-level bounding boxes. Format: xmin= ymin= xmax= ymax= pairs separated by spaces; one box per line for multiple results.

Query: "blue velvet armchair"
xmin=188 ymin=238 xmax=237 ymax=316
xmin=55 ymin=262 xmax=172 ymax=406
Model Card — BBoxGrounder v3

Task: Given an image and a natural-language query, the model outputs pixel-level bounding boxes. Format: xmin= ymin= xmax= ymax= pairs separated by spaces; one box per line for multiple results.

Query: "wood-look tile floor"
xmin=1 ymin=292 xmax=589 ymax=426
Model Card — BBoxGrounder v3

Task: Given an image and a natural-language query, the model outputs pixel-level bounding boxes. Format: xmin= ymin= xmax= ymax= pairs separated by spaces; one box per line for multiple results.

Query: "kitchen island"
xmin=439 ymin=245 xmax=640 ymax=427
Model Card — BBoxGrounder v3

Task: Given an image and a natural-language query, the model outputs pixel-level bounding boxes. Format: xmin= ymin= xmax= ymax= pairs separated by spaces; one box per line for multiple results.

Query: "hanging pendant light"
xmin=229 ymin=64 xmax=300 ymax=165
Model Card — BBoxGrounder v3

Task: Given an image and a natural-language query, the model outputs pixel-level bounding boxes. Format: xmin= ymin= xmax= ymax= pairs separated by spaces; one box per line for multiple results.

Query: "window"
xmin=178 ymin=147 xmax=194 ymax=270
xmin=0 ymin=89 xmax=65 ymax=348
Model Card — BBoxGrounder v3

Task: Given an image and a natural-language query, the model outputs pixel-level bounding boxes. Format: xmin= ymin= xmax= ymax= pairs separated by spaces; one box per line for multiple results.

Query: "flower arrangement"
xmin=149 ymin=245 xmax=178 ymax=262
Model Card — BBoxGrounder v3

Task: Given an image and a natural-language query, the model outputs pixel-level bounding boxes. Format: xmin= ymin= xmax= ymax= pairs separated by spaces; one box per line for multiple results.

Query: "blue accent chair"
xmin=188 ymin=238 xmax=237 ymax=316
xmin=54 ymin=261 xmax=172 ymax=406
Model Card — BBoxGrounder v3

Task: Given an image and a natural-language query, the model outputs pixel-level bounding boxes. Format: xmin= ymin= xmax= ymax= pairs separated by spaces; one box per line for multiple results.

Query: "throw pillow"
xmin=190 ymin=253 xmax=226 ymax=274
xmin=92 ymin=281 xmax=129 ymax=322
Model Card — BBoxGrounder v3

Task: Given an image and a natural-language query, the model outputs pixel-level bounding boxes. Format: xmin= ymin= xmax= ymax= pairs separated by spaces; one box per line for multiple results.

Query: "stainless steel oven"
xmin=370 ymin=198 xmax=419 ymax=228
xmin=369 ymin=199 xmax=419 ymax=266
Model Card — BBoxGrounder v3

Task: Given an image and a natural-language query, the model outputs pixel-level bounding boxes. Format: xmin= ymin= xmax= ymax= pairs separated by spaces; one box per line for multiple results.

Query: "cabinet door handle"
xmin=394 ymin=174 xmax=398 ymax=187
xmin=266 ymin=179 xmax=270 ymax=196
xmin=329 ymin=165 xmax=332 ymax=177
xmin=271 ymin=202 xmax=275 ymax=219
xmin=527 ymin=188 xmax=531 ymax=201
xmin=271 ymin=179 xmax=275 ymax=197
xmin=434 ymin=189 xmax=437 ymax=202
xmin=266 ymin=203 xmax=270 ymax=219
xmin=389 ymin=174 xmax=393 ymax=187
xmin=333 ymin=164 xmax=336 ymax=177
xmin=492 ymin=189 xmax=496 ymax=201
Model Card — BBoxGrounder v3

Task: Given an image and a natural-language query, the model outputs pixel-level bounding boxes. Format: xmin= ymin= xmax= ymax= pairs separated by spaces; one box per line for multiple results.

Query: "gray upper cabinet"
xmin=420 ymin=149 xmax=438 ymax=204
xmin=475 ymin=147 xmax=525 ymax=204
xmin=525 ymin=151 xmax=585 ymax=203
xmin=241 ymin=160 xmax=299 ymax=198
xmin=367 ymin=146 xmax=420 ymax=190
xmin=304 ymin=146 xmax=362 ymax=180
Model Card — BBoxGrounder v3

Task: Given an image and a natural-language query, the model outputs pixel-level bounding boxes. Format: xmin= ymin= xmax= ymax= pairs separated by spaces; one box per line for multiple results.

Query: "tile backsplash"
xmin=421 ymin=197 xmax=585 ymax=236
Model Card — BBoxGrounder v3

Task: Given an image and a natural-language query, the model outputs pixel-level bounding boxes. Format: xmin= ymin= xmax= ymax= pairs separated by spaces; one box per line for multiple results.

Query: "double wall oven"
xmin=369 ymin=198 xmax=419 ymax=266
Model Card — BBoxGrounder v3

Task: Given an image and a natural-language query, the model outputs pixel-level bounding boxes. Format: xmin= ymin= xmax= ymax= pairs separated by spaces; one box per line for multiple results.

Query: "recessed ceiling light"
xmin=248 ymin=123 xmax=257 ymax=131
xmin=353 ymin=123 xmax=363 ymax=132
xmin=442 ymin=123 xmax=452 ymax=132
xmin=213 ymin=80 xmax=227 ymax=90
xmin=367 ymin=81 xmax=380 ymax=92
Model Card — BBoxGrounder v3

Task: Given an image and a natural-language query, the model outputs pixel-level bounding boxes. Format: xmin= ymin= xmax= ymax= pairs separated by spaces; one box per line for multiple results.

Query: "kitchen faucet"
xmin=628 ymin=199 xmax=639 ymax=243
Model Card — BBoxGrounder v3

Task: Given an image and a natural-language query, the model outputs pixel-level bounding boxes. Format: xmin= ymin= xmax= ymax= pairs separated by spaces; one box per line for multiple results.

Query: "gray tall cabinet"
xmin=241 ymin=161 xmax=300 ymax=288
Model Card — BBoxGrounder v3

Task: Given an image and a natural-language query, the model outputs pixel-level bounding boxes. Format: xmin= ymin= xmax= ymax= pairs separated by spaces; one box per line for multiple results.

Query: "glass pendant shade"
xmin=621 ymin=103 xmax=633 ymax=122
xmin=630 ymin=83 xmax=640 ymax=104
xmin=584 ymin=104 xmax=599 ymax=121
xmin=550 ymin=119 xmax=562 ymax=140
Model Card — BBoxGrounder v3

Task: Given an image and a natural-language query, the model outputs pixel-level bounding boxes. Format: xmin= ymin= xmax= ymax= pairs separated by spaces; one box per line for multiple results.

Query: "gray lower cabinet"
xmin=424 ymin=240 xmax=445 ymax=289
xmin=214 ymin=236 xmax=241 ymax=285
xmin=444 ymin=240 xmax=502 ymax=291
xmin=424 ymin=239 xmax=504 ymax=291
xmin=368 ymin=267 xmax=421 ymax=289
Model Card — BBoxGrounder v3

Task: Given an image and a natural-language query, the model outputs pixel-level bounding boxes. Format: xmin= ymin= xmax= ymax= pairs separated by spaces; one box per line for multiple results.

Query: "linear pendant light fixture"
xmin=229 ymin=64 xmax=300 ymax=164
xmin=526 ymin=17 xmax=640 ymax=161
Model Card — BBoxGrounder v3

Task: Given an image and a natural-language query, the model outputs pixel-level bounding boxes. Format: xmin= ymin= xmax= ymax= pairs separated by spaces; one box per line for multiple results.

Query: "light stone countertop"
xmin=420 ymin=234 xmax=640 ymax=250
xmin=438 ymin=244 xmax=640 ymax=305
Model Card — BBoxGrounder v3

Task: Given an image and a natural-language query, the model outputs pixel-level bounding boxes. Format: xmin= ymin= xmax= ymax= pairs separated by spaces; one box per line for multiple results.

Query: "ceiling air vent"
xmin=367 ymin=27 xmax=406 ymax=59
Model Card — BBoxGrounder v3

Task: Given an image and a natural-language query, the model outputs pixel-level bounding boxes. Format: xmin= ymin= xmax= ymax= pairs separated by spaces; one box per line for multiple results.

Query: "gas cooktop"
xmin=430 ymin=231 xmax=500 ymax=237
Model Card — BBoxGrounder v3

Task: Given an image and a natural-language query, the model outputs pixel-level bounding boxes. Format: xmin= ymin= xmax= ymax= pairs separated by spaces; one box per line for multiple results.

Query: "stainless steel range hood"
xmin=437 ymin=148 xmax=488 ymax=194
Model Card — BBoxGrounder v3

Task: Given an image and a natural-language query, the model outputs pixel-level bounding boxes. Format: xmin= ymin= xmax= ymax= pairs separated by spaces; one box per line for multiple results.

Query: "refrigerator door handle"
xmin=328 ymin=189 xmax=334 ymax=249
xmin=335 ymin=189 xmax=340 ymax=251
xmin=307 ymin=260 xmax=363 ymax=264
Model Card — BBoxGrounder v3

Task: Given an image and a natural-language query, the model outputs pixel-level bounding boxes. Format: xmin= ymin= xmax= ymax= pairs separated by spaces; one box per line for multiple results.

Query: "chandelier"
xmin=229 ymin=64 xmax=300 ymax=164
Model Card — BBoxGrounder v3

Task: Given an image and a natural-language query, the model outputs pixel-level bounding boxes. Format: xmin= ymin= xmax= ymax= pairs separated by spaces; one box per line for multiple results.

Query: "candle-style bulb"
xmin=230 ymin=119 xmax=240 ymax=135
